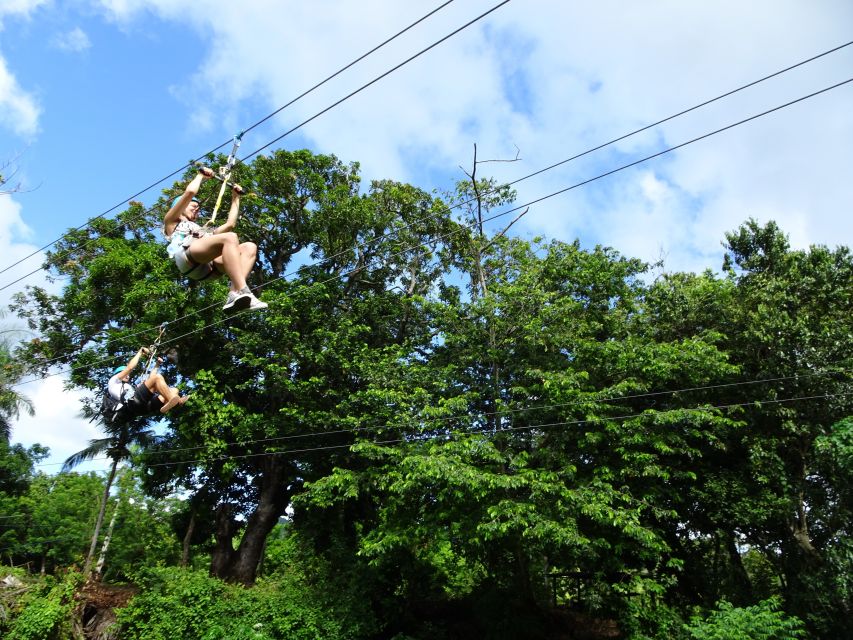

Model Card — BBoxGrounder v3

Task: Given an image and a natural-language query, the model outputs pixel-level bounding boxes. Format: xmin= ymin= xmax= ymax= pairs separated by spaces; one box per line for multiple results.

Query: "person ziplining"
xmin=163 ymin=163 xmax=268 ymax=312
xmin=104 ymin=347 xmax=186 ymax=423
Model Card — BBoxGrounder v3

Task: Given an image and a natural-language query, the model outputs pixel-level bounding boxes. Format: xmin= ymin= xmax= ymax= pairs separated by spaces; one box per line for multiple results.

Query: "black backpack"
xmin=97 ymin=386 xmax=135 ymax=424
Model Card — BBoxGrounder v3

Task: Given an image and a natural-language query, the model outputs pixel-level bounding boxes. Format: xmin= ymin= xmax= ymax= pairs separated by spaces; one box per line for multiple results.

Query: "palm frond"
xmin=62 ymin=437 xmax=116 ymax=471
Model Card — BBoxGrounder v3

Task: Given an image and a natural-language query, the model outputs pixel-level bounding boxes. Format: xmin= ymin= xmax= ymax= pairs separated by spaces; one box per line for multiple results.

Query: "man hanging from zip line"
xmin=108 ymin=347 xmax=186 ymax=419
xmin=163 ymin=166 xmax=267 ymax=311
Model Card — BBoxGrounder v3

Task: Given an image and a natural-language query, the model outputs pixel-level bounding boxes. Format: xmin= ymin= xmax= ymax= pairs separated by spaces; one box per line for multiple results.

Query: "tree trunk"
xmin=95 ymin=494 xmax=121 ymax=579
xmin=791 ymin=455 xmax=822 ymax=564
xmin=209 ymin=504 xmax=239 ymax=579
xmin=229 ymin=460 xmax=291 ymax=586
xmin=514 ymin=543 xmax=536 ymax=605
xmin=725 ymin=531 xmax=753 ymax=604
xmin=84 ymin=459 xmax=118 ymax=576
xmin=181 ymin=510 xmax=196 ymax=568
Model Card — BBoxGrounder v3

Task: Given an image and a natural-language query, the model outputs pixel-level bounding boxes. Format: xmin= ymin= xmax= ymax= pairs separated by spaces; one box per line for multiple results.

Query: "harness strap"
xmin=205 ymin=131 xmax=244 ymax=228
xmin=141 ymin=324 xmax=168 ymax=374
xmin=178 ymin=247 xmax=218 ymax=281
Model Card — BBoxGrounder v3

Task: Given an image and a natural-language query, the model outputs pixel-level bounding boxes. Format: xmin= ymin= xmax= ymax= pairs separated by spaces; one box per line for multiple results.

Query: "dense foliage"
xmin=2 ymin=149 xmax=850 ymax=638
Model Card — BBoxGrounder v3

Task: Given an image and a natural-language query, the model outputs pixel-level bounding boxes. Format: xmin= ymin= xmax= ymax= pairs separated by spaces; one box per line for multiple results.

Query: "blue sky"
xmin=1 ymin=0 xmax=852 ymax=471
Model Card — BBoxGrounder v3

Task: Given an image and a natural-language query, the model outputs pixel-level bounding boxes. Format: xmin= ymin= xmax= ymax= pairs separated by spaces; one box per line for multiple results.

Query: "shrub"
xmin=684 ymin=597 xmax=805 ymax=640
xmin=3 ymin=571 xmax=83 ymax=640
xmin=116 ymin=566 xmax=373 ymax=640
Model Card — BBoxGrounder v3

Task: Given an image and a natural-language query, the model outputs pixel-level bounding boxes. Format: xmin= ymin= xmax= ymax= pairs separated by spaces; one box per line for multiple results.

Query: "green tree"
xmin=99 ymin=468 xmax=181 ymax=580
xmin=0 ymin=441 xmax=48 ymax=564
xmin=62 ymin=418 xmax=157 ymax=575
xmin=719 ymin=220 xmax=853 ymax=634
xmin=684 ymin=597 xmax=805 ymax=640
xmin=15 ymin=471 xmax=103 ymax=574
xmin=301 ymin=177 xmax=739 ymax=636
xmin=0 ymin=324 xmax=34 ymax=441
xmin=10 ymin=142 xmax=852 ymax=638
xmin=13 ymin=148 xmax=457 ymax=586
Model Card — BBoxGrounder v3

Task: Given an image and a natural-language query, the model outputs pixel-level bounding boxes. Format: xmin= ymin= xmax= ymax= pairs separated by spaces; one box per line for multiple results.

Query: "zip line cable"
xmin=474 ymin=77 xmax=853 ymax=224
xmin=32 ymin=386 xmax=853 ymax=470
xmin=137 ymin=392 xmax=853 ymax=469
xmin=0 ymin=34 xmax=846 ymax=296
xmin=238 ymin=0 xmax=512 ymax=162
xmin=12 ymin=74 xmax=853 ymax=385
xmin=0 ymin=0 xmax=462 ymax=286
xmin=232 ymin=0 xmax=458 ymax=140
xmin=32 ymin=366 xmax=851 ymax=469
xmin=6 ymin=9 xmax=844 ymax=296
xmin=497 ymin=40 xmax=853 ymax=194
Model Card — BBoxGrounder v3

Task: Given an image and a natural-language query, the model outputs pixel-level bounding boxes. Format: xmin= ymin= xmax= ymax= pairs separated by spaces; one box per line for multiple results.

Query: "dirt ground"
xmin=74 ymin=580 xmax=138 ymax=640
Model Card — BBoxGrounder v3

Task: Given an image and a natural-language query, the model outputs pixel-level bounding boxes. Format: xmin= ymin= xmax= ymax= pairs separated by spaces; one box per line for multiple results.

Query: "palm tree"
xmin=0 ymin=330 xmax=34 ymax=441
xmin=63 ymin=418 xmax=157 ymax=576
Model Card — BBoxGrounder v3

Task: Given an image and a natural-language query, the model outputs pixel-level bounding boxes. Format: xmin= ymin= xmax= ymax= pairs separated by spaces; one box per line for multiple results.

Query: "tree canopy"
xmin=4 ymin=149 xmax=851 ymax=639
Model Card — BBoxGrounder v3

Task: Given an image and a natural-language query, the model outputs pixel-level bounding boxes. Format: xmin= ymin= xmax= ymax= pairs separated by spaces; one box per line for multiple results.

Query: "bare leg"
xmin=144 ymin=374 xmax=185 ymax=414
xmin=186 ymin=232 xmax=247 ymax=292
xmin=144 ymin=373 xmax=178 ymax=401
xmin=238 ymin=242 xmax=258 ymax=286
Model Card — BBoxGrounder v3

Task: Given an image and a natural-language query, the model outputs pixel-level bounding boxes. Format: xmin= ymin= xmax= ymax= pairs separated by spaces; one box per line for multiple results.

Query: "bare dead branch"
xmin=476 ymin=144 xmax=522 ymax=164
xmin=0 ymin=151 xmax=29 ymax=195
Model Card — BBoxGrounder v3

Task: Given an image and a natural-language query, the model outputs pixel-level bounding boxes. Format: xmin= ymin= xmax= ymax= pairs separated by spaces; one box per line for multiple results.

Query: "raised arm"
xmin=114 ymin=347 xmax=149 ymax=380
xmin=163 ymin=168 xmax=213 ymax=236
xmin=214 ymin=185 xmax=244 ymax=235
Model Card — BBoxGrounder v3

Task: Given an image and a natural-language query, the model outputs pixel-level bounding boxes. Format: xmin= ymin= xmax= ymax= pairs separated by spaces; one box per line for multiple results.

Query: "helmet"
xmin=113 ymin=366 xmax=126 ymax=375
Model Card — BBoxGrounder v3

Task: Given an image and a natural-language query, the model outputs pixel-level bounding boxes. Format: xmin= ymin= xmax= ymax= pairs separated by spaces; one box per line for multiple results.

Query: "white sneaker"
xmin=223 ymin=290 xmax=251 ymax=311
xmin=247 ymin=295 xmax=268 ymax=311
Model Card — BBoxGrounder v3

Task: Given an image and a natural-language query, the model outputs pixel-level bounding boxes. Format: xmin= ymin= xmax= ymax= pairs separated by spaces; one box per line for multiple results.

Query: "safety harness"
xmin=96 ymin=325 xmax=169 ymax=424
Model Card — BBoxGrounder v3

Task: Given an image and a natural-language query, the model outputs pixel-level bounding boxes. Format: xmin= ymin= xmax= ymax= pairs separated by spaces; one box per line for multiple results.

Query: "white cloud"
xmin=0 ymin=194 xmax=48 ymax=309
xmin=0 ymin=2 xmax=45 ymax=138
xmin=10 ymin=374 xmax=109 ymax=472
xmin=506 ymin=1 xmax=853 ymax=267
xmin=52 ymin=26 xmax=92 ymax=53
xmin=0 ymin=55 xmax=41 ymax=137
xmin=0 ymin=193 xmax=31 ymax=240
xmin=0 ymin=196 xmax=96 ymax=472
xmin=0 ymin=0 xmax=49 ymax=27
xmin=84 ymin=0 xmax=853 ymax=277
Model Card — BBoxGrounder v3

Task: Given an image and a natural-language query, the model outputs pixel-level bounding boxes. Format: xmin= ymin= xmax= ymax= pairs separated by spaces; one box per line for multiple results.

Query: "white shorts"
xmin=173 ymin=246 xmax=216 ymax=281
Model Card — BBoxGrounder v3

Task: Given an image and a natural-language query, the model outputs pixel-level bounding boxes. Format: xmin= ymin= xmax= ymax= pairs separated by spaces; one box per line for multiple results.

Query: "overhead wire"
xmin=13 ymin=72 xmax=852 ymax=386
xmin=32 ymin=366 xmax=852 ymax=469
xmin=3 ymin=20 xmax=846 ymax=295
xmin=231 ymin=0 xmax=459 ymax=140
xmin=239 ymin=0 xmax=512 ymax=162
xmin=1 ymin=33 xmax=847 ymax=307
xmin=495 ymin=40 xmax=853 ymax=194
xmin=0 ymin=0 xmax=465 ymax=289
xmin=10 ymin=78 xmax=853 ymax=387
xmin=140 ymin=392 xmax=853 ymax=469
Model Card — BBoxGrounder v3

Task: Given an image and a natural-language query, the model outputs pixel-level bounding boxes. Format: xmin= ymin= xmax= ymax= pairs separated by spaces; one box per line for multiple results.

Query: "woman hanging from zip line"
xmin=163 ymin=166 xmax=267 ymax=311
xmin=108 ymin=347 xmax=186 ymax=418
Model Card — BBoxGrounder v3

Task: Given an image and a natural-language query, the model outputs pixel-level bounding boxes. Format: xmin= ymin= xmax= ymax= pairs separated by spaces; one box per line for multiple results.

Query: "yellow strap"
xmin=204 ymin=132 xmax=244 ymax=229
xmin=205 ymin=171 xmax=231 ymax=229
